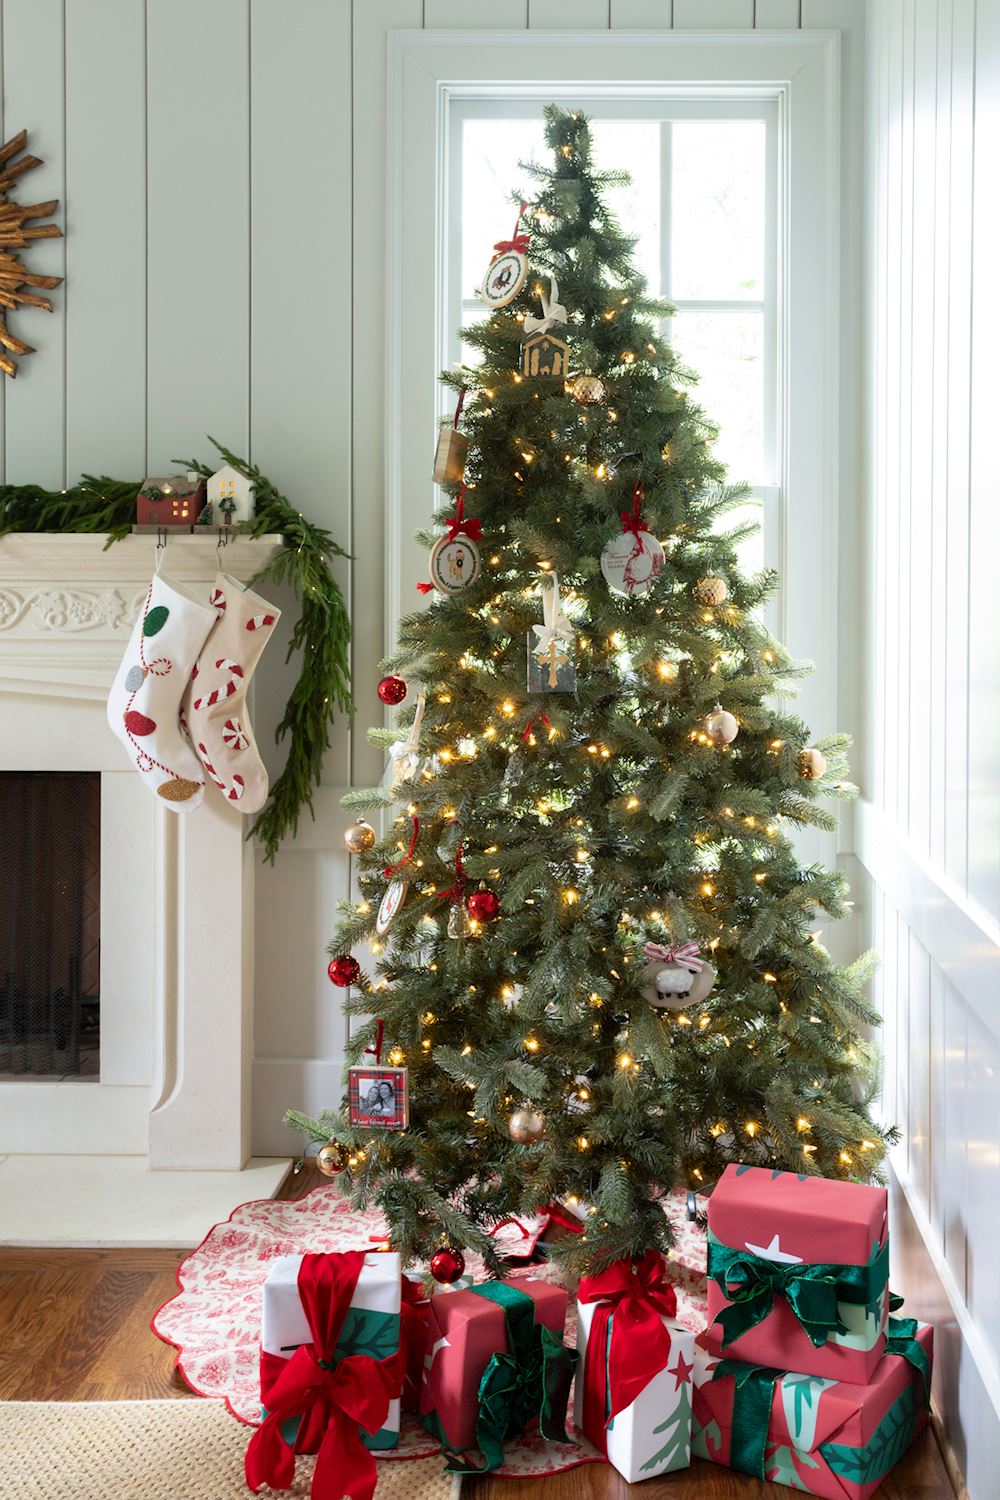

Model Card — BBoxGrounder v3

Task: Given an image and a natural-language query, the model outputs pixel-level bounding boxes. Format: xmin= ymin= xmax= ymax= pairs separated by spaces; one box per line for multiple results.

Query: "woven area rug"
xmin=151 ymin=1183 xmax=709 ymax=1478
xmin=0 ymin=1399 xmax=459 ymax=1500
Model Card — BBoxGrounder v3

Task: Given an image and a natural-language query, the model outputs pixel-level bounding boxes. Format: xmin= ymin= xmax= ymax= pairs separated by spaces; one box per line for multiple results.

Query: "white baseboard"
xmin=251 ymin=1056 xmax=346 ymax=1156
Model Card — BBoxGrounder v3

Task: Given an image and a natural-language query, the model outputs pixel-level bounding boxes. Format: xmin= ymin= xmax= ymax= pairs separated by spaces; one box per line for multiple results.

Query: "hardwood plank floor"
xmin=0 ymin=1162 xmax=958 ymax=1498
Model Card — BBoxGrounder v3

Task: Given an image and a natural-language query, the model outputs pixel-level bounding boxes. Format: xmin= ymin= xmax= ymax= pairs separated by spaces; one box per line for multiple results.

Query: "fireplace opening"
xmin=0 ymin=772 xmax=101 ymax=1078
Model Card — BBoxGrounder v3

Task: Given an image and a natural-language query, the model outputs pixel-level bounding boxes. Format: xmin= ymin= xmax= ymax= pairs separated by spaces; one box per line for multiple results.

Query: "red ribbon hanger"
xmin=492 ymin=201 xmax=530 ymax=256
xmin=578 ymin=1250 xmax=677 ymax=1454
xmin=522 ymin=712 xmax=551 ymax=742
xmin=452 ymin=387 xmax=467 ymax=429
xmin=620 ymin=480 xmax=647 ymax=552
xmin=417 ymin=486 xmax=482 ymax=594
xmin=384 ymin=815 xmax=419 ymax=878
xmin=367 ymin=1018 xmax=384 ymax=1067
xmin=245 ymin=1251 xmax=403 ymax=1500
xmin=438 ymin=842 xmax=467 ymax=903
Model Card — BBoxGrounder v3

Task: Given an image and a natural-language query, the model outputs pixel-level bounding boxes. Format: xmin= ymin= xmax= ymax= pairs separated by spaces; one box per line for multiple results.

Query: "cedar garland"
xmin=0 ymin=437 xmax=353 ymax=862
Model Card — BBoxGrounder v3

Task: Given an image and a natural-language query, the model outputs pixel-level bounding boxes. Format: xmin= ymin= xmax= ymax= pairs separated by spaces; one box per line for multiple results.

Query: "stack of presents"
xmin=244 ymin=1166 xmax=934 ymax=1499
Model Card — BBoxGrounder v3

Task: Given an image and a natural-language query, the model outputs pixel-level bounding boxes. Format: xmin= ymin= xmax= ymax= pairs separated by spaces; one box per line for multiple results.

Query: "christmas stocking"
xmin=107 ymin=572 xmax=218 ymax=810
xmin=182 ymin=573 xmax=281 ymax=813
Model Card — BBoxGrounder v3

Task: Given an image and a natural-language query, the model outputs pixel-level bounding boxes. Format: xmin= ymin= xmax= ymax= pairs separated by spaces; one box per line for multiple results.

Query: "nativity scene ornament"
xmin=0 ymin=128 xmax=63 ymax=378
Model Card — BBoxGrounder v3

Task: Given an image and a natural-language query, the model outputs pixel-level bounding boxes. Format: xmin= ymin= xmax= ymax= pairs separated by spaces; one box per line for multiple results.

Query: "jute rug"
xmin=0 ymin=1399 xmax=460 ymax=1500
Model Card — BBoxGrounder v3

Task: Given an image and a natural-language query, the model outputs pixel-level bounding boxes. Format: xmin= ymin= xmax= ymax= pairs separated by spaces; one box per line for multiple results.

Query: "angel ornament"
xmin=527 ymin=572 xmax=576 ymax=693
xmin=388 ymin=693 xmax=426 ymax=791
xmin=641 ymin=939 xmax=716 ymax=1010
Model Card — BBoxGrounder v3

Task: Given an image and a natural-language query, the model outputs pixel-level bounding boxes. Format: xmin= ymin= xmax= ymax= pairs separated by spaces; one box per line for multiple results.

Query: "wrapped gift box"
xmin=401 ymin=1272 xmax=430 ymax=1413
xmin=261 ymin=1251 xmax=401 ymax=1449
xmin=575 ymin=1296 xmax=695 ymax=1482
xmin=707 ymin=1165 xmax=890 ymax=1384
xmin=419 ymin=1276 xmax=571 ymax=1456
xmin=692 ymin=1319 xmax=933 ymax=1500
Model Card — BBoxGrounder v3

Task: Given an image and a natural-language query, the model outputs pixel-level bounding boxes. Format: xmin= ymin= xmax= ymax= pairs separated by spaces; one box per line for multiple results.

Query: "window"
xmin=447 ymin=98 xmax=779 ymax=579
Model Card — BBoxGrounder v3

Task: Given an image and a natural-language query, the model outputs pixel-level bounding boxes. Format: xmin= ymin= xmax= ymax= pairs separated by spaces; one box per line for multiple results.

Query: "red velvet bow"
xmin=578 ymin=1250 xmax=677 ymax=1450
xmin=620 ymin=481 xmax=647 ymax=551
xmin=492 ymin=231 xmax=530 ymax=255
xmin=444 ymin=486 xmax=482 ymax=544
xmin=245 ymin=1252 xmax=402 ymax=1500
xmin=400 ymin=1276 xmax=430 ymax=1411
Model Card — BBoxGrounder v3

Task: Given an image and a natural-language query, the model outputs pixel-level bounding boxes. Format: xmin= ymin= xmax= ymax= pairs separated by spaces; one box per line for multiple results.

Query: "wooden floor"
xmin=0 ymin=1162 xmax=958 ymax=1499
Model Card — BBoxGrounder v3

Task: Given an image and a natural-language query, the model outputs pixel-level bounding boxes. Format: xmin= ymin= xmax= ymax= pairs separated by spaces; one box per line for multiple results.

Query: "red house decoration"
xmin=134 ymin=472 xmax=207 ymax=531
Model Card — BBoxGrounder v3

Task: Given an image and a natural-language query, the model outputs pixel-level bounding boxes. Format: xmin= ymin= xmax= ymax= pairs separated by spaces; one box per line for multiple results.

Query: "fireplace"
xmin=0 ymin=771 xmax=101 ymax=1078
xmin=0 ymin=531 xmax=281 ymax=1167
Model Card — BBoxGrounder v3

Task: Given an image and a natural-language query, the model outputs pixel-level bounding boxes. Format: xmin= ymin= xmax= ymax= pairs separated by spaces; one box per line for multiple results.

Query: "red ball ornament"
xmin=378 ymin=675 xmax=408 ymax=706
xmin=327 ymin=954 xmax=361 ymax=988
xmin=429 ymin=1244 xmax=466 ymax=1284
xmin=466 ymin=888 xmax=500 ymax=923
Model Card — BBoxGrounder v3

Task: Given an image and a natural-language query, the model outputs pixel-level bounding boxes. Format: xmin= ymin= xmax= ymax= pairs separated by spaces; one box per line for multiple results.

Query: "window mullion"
xmin=660 ymin=119 xmax=672 ymax=338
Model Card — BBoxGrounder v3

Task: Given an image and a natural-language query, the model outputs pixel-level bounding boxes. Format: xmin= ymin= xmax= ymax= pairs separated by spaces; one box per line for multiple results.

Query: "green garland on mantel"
xmin=0 ymin=437 xmax=353 ymax=862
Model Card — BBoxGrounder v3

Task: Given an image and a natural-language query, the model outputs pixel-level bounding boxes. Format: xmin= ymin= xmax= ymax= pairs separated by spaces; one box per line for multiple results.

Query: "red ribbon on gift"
xmin=578 ymin=1250 xmax=677 ymax=1454
xmin=400 ymin=1276 xmax=430 ymax=1411
xmin=245 ymin=1251 xmax=402 ymax=1500
xmin=620 ymin=481 xmax=647 ymax=553
xmin=543 ymin=1201 xmax=585 ymax=1236
xmin=384 ymin=815 xmax=419 ymax=879
xmin=492 ymin=201 xmax=530 ymax=256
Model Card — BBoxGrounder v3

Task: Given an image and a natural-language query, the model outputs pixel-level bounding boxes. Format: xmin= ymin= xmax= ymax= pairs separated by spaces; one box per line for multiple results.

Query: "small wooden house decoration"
xmin=206 ymin=462 xmax=254 ymax=526
xmin=522 ymin=329 xmax=569 ymax=380
xmin=135 ymin=472 xmax=206 ymax=530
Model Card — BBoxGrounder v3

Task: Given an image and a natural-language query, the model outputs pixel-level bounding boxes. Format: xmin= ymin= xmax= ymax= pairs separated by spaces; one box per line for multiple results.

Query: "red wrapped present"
xmin=692 ymin=1315 xmax=933 ymax=1499
xmin=707 ymin=1165 xmax=890 ymax=1384
xmin=419 ymin=1276 xmax=575 ymax=1471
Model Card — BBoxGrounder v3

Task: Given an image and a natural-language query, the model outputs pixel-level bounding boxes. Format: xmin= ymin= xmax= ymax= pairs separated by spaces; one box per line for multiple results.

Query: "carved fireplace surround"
xmin=0 ymin=532 xmax=282 ymax=1169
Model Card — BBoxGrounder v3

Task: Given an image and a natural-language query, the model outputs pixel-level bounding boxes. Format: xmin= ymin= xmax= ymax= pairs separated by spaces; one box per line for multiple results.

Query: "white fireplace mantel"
xmin=0 ymin=531 xmax=283 ymax=1171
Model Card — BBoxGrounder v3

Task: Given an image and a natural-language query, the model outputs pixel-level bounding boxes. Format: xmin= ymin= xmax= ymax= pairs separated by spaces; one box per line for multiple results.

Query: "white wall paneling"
xmin=864 ymin=3 xmax=1000 ymax=1493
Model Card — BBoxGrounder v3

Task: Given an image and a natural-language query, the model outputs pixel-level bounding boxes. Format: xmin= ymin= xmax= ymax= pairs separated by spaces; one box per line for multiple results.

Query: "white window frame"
xmin=385 ymin=28 xmax=841 ymax=857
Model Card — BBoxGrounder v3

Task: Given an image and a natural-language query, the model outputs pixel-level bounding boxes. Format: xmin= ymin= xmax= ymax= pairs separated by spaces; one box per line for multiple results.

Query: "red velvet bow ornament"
xmin=578 ymin=1250 xmax=677 ymax=1452
xmin=620 ymin=481 xmax=647 ymax=552
xmin=245 ymin=1251 xmax=402 ymax=1500
xmin=492 ymin=201 xmax=530 ymax=256
xmin=444 ymin=487 xmax=482 ymax=544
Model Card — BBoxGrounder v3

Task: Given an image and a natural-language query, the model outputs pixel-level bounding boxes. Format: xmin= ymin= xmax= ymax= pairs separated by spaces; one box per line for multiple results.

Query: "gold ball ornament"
xmin=798 ymin=747 xmax=828 ymax=781
xmin=344 ymin=818 xmax=376 ymax=854
xmin=694 ymin=573 xmax=729 ymax=607
xmin=508 ymin=1108 xmax=546 ymax=1144
xmin=704 ymin=707 xmax=739 ymax=745
xmin=570 ymin=369 xmax=605 ymax=405
xmin=316 ymin=1140 xmax=350 ymax=1177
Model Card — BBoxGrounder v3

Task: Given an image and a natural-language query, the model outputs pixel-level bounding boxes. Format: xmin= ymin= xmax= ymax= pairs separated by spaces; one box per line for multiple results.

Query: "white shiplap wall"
xmin=1 ymin=0 xmax=858 ymax=1157
xmin=864 ymin=2 xmax=1000 ymax=1495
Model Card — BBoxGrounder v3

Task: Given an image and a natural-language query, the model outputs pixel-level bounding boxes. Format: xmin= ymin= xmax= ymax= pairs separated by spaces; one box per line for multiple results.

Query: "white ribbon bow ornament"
xmin=523 ymin=274 xmax=568 ymax=336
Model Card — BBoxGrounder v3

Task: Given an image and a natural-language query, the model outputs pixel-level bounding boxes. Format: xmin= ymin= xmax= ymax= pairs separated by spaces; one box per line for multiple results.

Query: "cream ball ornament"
xmin=798 ymin=747 xmax=828 ymax=781
xmin=508 ymin=1107 xmax=546 ymax=1144
xmin=704 ymin=707 xmax=739 ymax=745
xmin=694 ymin=573 xmax=728 ymax=607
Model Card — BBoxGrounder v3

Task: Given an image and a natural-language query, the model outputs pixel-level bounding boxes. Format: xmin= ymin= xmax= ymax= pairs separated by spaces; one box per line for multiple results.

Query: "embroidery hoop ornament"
xmin=600 ymin=481 xmax=665 ymax=598
xmin=480 ymin=202 xmax=530 ymax=310
xmin=421 ymin=485 xmax=482 ymax=596
xmin=377 ymin=813 xmax=419 ymax=934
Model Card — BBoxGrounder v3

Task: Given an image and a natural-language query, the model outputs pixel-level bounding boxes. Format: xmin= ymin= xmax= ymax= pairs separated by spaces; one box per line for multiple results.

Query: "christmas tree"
xmin=289 ymin=107 xmax=892 ymax=1277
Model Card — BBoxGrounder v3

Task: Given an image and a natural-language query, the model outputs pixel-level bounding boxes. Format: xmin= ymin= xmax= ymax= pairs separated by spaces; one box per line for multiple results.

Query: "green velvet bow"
xmin=708 ymin=1236 xmax=890 ymax=1349
xmin=444 ymin=1282 xmax=577 ymax=1474
xmin=714 ymin=1309 xmax=931 ymax=1480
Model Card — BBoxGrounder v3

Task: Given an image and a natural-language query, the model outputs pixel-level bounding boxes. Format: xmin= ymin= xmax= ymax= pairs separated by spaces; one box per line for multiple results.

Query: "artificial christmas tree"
xmin=288 ymin=106 xmax=892 ymax=1278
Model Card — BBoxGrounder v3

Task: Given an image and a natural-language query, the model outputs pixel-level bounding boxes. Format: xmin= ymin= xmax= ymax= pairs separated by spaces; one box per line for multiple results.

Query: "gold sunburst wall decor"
xmin=0 ymin=128 xmax=63 ymax=378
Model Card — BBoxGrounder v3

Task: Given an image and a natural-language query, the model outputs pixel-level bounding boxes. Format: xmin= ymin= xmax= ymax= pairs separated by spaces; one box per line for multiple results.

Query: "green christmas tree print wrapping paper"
xmin=691 ymin=1318 xmax=933 ymax=1500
